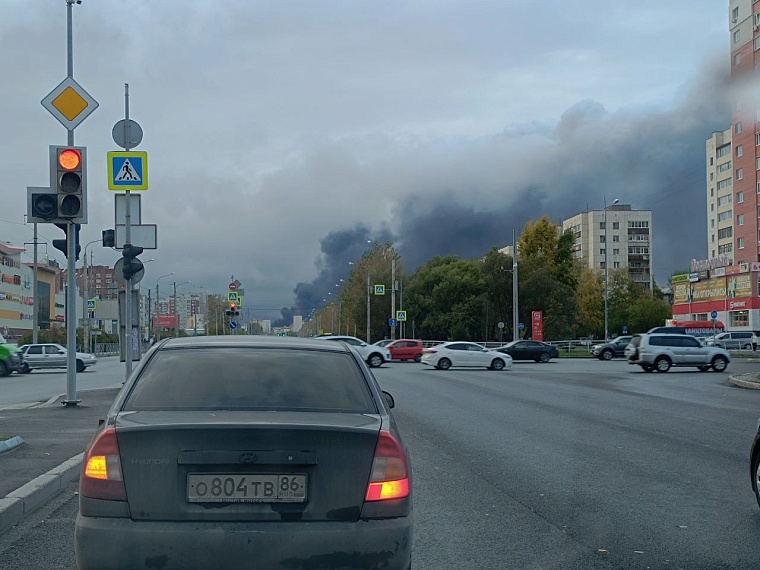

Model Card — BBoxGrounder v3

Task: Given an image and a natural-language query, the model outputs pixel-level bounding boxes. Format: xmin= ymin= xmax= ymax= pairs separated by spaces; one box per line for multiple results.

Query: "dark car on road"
xmin=591 ymin=336 xmax=633 ymax=360
xmin=75 ymin=336 xmax=412 ymax=570
xmin=751 ymin=419 xmax=760 ymax=508
xmin=496 ymin=340 xmax=559 ymax=363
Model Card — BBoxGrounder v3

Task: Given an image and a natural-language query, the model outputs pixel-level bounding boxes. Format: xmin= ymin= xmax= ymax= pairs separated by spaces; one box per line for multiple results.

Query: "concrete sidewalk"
xmin=0 ymin=388 xmax=119 ymax=534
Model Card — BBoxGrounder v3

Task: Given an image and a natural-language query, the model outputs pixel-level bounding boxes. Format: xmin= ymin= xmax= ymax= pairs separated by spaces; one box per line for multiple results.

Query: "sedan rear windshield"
xmin=123 ymin=348 xmax=377 ymax=413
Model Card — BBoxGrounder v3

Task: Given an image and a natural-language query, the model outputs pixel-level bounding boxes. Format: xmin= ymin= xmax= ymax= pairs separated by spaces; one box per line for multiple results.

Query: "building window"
xmin=735 ymin=53 xmax=742 ymax=65
xmin=734 ymin=30 xmax=741 ymax=44
xmin=600 ymin=235 xmax=606 ymax=243
xmin=718 ymin=227 xmax=733 ymax=239
xmin=600 ymin=249 xmax=606 ymax=256
xmin=612 ymin=222 xmax=619 ymax=229
xmin=738 ymin=214 xmax=745 ymax=226
xmin=738 ymin=191 xmax=745 ymax=203
xmin=737 ymin=168 xmax=744 ymax=180
xmin=719 ymin=243 xmax=733 ymax=254
xmin=600 ymin=261 xmax=606 ymax=269
xmin=736 ymin=122 xmax=743 ymax=134
xmin=717 ymin=144 xmax=731 ymax=158
xmin=717 ymin=178 xmax=733 ymax=190
xmin=738 ymin=237 xmax=745 ymax=249
xmin=612 ymin=235 xmax=620 ymax=242
xmin=717 ymin=161 xmax=731 ymax=172
xmin=718 ymin=194 xmax=732 ymax=206
xmin=737 ymin=145 xmax=743 ymax=157
xmin=755 ymin=11 xmax=760 ymax=26
xmin=712 ymin=234 xmax=715 ymax=242
xmin=599 ymin=222 xmax=606 ymax=230
xmin=718 ymin=211 xmax=732 ymax=222
xmin=733 ymin=6 xmax=739 ymax=21
xmin=756 ymin=36 xmax=760 ymax=51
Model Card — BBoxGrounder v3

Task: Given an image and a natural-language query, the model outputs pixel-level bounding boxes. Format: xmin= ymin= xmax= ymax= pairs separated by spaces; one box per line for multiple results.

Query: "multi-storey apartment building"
xmin=728 ymin=0 xmax=760 ymax=263
xmin=706 ymin=128 xmax=735 ymax=261
xmin=561 ymin=204 xmax=654 ymax=291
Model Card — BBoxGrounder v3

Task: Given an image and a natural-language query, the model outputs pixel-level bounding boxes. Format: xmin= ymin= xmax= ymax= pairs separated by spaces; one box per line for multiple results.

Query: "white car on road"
xmin=315 ymin=335 xmax=391 ymax=368
xmin=421 ymin=341 xmax=512 ymax=371
xmin=18 ymin=343 xmax=97 ymax=373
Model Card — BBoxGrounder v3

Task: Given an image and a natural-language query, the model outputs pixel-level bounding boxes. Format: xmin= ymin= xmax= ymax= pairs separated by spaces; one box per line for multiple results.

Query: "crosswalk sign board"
xmin=374 ymin=284 xmax=385 ymax=295
xmin=228 ymin=292 xmax=239 ymax=302
xmin=396 ymin=310 xmax=407 ymax=322
xmin=108 ymin=151 xmax=148 ymax=191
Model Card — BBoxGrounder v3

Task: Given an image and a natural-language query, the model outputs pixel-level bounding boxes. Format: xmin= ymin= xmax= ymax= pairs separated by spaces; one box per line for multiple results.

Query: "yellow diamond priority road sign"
xmin=41 ymin=77 xmax=99 ymax=130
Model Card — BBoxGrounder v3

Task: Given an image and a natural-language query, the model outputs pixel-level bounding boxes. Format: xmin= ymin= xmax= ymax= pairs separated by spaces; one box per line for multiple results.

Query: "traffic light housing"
xmin=52 ymin=223 xmax=81 ymax=260
xmin=51 ymin=145 xmax=87 ymax=223
xmin=102 ymin=229 xmax=115 ymax=248
xmin=225 ymin=302 xmax=240 ymax=317
xmin=121 ymin=243 xmax=144 ymax=280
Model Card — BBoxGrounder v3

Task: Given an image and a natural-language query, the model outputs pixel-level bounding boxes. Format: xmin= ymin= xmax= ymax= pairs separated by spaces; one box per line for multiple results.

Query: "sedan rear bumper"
xmin=75 ymin=514 xmax=412 ymax=570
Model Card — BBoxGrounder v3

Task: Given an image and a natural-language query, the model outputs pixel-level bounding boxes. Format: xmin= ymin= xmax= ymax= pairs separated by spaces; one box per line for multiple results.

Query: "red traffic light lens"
xmin=59 ymin=149 xmax=81 ymax=171
xmin=230 ymin=302 xmax=236 ymax=309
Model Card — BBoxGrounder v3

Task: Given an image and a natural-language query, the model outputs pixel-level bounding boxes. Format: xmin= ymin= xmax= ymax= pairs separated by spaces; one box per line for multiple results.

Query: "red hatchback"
xmin=387 ymin=339 xmax=424 ymax=362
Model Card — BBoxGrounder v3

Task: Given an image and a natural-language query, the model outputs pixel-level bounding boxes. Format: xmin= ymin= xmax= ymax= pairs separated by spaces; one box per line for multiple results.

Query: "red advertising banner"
xmin=532 ymin=310 xmax=544 ymax=341
xmin=153 ymin=315 xmax=179 ymax=328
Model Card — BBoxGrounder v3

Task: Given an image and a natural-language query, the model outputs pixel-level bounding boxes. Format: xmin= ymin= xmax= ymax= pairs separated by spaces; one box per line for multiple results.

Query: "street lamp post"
xmin=155 ymin=272 xmax=174 ymax=340
xmin=604 ymin=197 xmax=619 ymax=342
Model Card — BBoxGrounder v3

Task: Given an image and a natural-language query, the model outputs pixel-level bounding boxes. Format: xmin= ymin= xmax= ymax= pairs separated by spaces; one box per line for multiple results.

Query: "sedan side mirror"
xmin=382 ymin=390 xmax=395 ymax=409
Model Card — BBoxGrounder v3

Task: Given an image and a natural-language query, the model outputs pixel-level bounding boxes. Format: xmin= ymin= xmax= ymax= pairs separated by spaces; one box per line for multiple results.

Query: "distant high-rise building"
xmin=706 ymin=128 xmax=734 ymax=262
xmin=728 ymin=0 xmax=760 ymax=263
xmin=561 ymin=204 xmax=653 ymax=290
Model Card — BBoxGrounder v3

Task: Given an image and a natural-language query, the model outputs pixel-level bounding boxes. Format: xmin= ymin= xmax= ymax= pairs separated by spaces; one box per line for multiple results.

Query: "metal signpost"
xmin=36 ymin=0 xmax=99 ymax=405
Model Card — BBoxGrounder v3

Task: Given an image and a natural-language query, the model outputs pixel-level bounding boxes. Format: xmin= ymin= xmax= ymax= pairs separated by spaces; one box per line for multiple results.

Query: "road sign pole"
xmin=124 ymin=83 xmax=134 ymax=379
xmin=63 ymin=0 xmax=77 ymax=405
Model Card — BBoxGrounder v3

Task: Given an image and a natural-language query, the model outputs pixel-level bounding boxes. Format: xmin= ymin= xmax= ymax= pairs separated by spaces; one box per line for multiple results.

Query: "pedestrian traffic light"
xmin=52 ymin=223 xmax=81 ymax=260
xmin=51 ymin=145 xmax=87 ymax=223
xmin=121 ymin=243 xmax=144 ymax=280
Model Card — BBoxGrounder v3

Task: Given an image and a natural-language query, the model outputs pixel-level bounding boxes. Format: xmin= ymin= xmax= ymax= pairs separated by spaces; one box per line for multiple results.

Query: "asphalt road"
xmin=2 ymin=357 xmax=760 ymax=569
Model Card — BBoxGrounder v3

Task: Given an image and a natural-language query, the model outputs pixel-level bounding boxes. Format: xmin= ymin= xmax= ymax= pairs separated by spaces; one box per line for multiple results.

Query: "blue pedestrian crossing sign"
xmin=374 ymin=284 xmax=385 ymax=295
xmin=108 ymin=151 xmax=148 ymax=191
xmin=86 ymin=299 xmax=97 ymax=310
xmin=396 ymin=310 xmax=407 ymax=322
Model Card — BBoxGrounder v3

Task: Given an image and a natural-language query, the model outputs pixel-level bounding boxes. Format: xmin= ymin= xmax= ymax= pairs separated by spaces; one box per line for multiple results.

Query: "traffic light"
xmin=52 ymin=223 xmax=81 ymax=260
xmin=225 ymin=302 xmax=240 ymax=317
xmin=51 ymin=145 xmax=87 ymax=223
xmin=121 ymin=243 xmax=144 ymax=280
xmin=102 ymin=229 xmax=115 ymax=248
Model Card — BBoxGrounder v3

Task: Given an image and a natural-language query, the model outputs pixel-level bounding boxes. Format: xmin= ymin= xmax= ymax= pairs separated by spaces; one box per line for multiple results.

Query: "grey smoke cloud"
xmin=282 ymin=59 xmax=729 ymax=324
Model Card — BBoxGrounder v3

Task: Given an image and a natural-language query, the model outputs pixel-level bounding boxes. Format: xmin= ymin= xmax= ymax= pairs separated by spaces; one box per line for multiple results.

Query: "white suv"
xmin=625 ymin=333 xmax=730 ymax=373
xmin=315 ymin=335 xmax=391 ymax=368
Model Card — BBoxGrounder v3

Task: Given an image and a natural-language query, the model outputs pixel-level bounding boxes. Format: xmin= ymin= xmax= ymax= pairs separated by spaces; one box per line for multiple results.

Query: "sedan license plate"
xmin=187 ymin=473 xmax=307 ymax=503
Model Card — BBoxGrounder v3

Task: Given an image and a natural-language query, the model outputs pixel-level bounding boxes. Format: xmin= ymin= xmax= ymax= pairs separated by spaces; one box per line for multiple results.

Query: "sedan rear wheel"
xmin=490 ymin=358 xmax=505 ymax=371
xmin=436 ymin=358 xmax=451 ymax=370
xmin=76 ymin=360 xmax=86 ymax=373
xmin=539 ymin=352 xmax=550 ymax=363
xmin=414 ymin=354 xmax=422 ymax=363
xmin=367 ymin=353 xmax=384 ymax=368
xmin=711 ymin=355 xmax=728 ymax=372
xmin=755 ymin=456 xmax=760 ymax=508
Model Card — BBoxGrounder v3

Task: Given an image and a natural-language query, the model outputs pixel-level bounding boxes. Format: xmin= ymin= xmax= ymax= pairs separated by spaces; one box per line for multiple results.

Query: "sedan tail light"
xmin=365 ymin=431 xmax=410 ymax=502
xmin=80 ymin=427 xmax=127 ymax=501
xmin=422 ymin=349 xmax=436 ymax=354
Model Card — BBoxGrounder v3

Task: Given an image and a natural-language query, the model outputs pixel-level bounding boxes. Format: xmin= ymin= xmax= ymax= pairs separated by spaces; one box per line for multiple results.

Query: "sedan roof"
xmin=155 ymin=335 xmax=353 ymax=353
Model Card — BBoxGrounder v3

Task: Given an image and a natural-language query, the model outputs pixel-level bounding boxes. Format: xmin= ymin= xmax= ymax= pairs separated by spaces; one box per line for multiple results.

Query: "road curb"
xmin=0 ymin=452 xmax=82 ymax=534
xmin=729 ymin=374 xmax=760 ymax=390
xmin=0 ymin=436 xmax=25 ymax=455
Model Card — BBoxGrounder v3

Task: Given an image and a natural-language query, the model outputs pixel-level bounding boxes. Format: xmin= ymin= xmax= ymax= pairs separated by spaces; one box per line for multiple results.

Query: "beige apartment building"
xmin=706 ymin=128 xmax=735 ymax=262
xmin=561 ymin=204 xmax=654 ymax=291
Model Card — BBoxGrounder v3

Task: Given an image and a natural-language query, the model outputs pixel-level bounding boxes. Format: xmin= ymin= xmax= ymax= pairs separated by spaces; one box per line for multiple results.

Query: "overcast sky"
xmin=1 ymin=1 xmax=730 ymax=321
